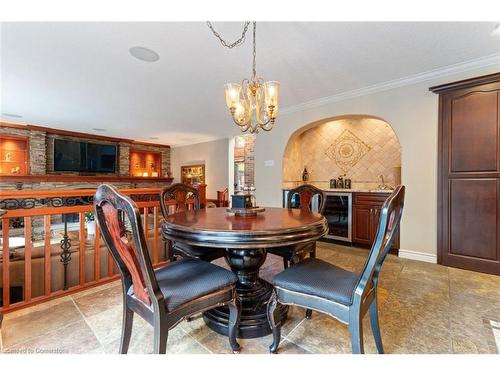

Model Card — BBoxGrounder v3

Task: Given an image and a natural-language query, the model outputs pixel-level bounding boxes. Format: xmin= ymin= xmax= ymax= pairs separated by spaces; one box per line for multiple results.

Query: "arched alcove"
xmin=282 ymin=115 xmax=402 ymax=190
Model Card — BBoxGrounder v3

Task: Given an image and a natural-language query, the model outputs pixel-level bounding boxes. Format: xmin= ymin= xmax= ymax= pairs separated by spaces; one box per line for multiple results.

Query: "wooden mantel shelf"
xmin=0 ymin=174 xmax=174 ymax=184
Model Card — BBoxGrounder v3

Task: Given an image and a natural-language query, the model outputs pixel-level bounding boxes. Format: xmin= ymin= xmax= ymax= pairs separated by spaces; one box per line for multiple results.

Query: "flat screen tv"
xmin=53 ymin=139 xmax=117 ymax=173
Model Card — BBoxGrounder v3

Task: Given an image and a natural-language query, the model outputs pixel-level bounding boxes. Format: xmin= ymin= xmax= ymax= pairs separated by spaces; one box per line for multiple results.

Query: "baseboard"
xmin=398 ymin=249 xmax=437 ymax=264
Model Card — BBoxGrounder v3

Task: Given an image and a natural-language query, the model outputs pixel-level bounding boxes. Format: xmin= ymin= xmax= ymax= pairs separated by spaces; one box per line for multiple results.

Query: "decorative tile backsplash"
xmin=283 ymin=117 xmax=401 ymax=190
xmin=325 ymin=129 xmax=371 ymax=173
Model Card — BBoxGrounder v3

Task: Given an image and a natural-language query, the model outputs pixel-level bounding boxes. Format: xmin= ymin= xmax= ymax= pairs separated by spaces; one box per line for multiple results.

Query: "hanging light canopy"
xmin=208 ymin=21 xmax=280 ymax=134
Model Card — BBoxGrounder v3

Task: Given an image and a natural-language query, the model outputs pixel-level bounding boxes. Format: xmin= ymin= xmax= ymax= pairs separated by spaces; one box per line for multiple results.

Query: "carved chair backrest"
xmin=287 ymin=184 xmax=326 ymax=214
xmin=94 ymin=184 xmax=158 ymax=306
xmin=160 ymin=183 xmax=200 ymax=218
xmin=354 ymin=185 xmax=405 ymax=302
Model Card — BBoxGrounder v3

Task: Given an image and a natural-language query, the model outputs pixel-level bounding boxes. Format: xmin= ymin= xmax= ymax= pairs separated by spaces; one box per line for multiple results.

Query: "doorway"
xmin=233 ymin=135 xmax=255 ymax=193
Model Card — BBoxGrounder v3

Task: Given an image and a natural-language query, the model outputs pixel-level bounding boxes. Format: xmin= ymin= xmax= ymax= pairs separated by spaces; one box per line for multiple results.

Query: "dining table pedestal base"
xmin=203 ymin=247 xmax=288 ymax=339
xmin=162 ymin=207 xmax=329 ymax=339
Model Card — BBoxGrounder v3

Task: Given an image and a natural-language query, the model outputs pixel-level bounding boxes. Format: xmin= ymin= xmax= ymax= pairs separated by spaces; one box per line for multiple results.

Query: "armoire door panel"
xmin=433 ymin=73 xmax=500 ymax=275
xmin=450 ymin=91 xmax=498 ymax=173
xmin=449 ymin=179 xmax=498 ymax=260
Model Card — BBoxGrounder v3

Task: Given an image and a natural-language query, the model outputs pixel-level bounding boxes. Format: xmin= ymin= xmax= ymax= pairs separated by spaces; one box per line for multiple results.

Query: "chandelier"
xmin=207 ymin=21 xmax=280 ymax=134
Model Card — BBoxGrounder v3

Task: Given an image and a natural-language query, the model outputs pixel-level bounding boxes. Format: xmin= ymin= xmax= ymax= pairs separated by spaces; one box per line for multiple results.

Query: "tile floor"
xmin=1 ymin=242 xmax=499 ymax=354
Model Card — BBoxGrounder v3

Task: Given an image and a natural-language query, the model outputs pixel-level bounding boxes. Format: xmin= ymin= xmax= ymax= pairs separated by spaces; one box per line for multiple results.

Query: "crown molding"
xmin=280 ymin=53 xmax=500 ymax=116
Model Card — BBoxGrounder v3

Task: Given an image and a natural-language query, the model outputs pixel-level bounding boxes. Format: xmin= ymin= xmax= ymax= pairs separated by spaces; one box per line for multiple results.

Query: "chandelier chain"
xmin=252 ymin=22 xmax=257 ymax=81
xmin=206 ymin=21 xmax=251 ymax=49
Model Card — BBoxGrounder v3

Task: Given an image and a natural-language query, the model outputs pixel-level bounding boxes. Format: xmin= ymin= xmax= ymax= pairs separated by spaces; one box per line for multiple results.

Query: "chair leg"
xmin=227 ymin=294 xmax=241 ymax=354
xmin=153 ymin=321 xmax=168 ymax=354
xmin=369 ymin=296 xmax=384 ymax=354
xmin=310 ymin=243 xmax=317 ymax=258
xmin=348 ymin=313 xmax=364 ymax=354
xmin=305 ymin=309 xmax=313 ymax=319
xmin=119 ymin=306 xmax=134 ymax=354
xmin=267 ymin=290 xmax=282 ymax=354
xmin=282 ymin=258 xmax=289 ymax=269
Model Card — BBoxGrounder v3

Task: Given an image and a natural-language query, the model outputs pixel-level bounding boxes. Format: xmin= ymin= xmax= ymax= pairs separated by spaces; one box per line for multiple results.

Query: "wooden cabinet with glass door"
xmin=0 ymin=135 xmax=29 ymax=175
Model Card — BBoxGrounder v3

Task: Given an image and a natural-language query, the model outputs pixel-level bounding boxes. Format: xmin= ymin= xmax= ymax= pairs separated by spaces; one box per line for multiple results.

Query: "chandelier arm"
xmin=260 ymin=122 xmax=275 ymax=132
xmin=230 ymin=116 xmax=250 ymax=132
xmin=248 ymin=125 xmax=258 ymax=134
xmin=239 ymin=124 xmax=250 ymax=133
xmin=255 ymin=115 xmax=271 ymax=127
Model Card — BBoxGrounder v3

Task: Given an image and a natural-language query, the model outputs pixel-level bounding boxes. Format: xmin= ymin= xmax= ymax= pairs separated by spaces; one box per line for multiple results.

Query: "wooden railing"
xmin=0 ymin=188 xmax=167 ymax=313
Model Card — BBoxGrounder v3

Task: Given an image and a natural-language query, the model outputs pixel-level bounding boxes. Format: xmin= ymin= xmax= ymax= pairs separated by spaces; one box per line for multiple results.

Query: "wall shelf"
xmin=130 ymin=149 xmax=162 ymax=177
xmin=0 ymin=135 xmax=29 ymax=176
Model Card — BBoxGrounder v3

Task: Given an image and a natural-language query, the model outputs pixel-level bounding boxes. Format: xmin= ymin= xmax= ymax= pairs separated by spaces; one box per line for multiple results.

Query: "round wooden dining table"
xmin=161 ymin=207 xmax=328 ymax=339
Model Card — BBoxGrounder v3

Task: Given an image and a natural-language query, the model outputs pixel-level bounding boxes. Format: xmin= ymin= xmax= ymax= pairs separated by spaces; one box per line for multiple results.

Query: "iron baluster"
xmin=60 ymin=215 xmax=72 ymax=290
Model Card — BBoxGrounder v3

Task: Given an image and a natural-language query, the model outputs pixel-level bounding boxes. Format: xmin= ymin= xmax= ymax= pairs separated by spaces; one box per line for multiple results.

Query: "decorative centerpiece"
xmin=227 ymin=190 xmax=265 ymax=216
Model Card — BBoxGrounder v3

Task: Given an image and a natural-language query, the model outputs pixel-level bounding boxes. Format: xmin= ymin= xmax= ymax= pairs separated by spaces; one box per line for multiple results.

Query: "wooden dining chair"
xmin=267 ymin=184 xmax=326 ymax=319
xmin=95 ymin=184 xmax=241 ymax=354
xmin=160 ymin=183 xmax=224 ymax=262
xmin=267 ymin=186 xmax=405 ymax=354
xmin=268 ymin=184 xmax=326 ymax=270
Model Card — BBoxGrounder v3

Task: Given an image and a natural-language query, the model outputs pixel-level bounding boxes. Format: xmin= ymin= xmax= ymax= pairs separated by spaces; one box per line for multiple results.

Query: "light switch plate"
xmin=264 ymin=160 xmax=274 ymax=167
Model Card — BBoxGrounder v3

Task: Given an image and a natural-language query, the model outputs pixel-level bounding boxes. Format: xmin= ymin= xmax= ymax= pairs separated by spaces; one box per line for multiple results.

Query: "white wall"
xmin=254 ymin=65 xmax=500 ymax=257
xmin=171 ymin=138 xmax=230 ymax=199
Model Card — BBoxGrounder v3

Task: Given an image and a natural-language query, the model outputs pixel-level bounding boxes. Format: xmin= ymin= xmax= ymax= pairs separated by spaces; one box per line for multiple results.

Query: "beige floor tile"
xmin=85 ymin=304 xmax=145 ymax=346
xmin=449 ymin=267 xmax=500 ymax=302
xmin=179 ymin=313 xmax=214 ymax=342
xmin=72 ymin=283 xmax=123 ymax=318
xmin=2 ymin=300 xmax=83 ymax=348
xmin=103 ymin=323 xmax=209 ymax=354
xmin=70 ymin=280 xmax=121 ymax=299
xmin=3 ymin=320 xmax=101 ymax=354
xmin=2 ymin=296 xmax=73 ymax=320
xmin=197 ymin=330 xmax=270 ymax=354
xmin=285 ymin=315 xmax=347 ymax=354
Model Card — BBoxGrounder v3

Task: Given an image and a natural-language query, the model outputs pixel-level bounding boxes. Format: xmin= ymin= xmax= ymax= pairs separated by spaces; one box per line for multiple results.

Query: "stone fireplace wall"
xmin=0 ymin=127 xmax=171 ymax=189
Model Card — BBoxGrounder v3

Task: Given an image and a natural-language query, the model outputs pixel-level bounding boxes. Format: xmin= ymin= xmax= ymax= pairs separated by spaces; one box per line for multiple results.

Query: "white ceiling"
xmin=1 ymin=22 xmax=499 ymax=146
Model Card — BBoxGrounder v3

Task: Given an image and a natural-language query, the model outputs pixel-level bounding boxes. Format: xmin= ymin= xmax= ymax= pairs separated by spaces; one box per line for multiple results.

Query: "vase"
xmin=86 ymin=220 xmax=96 ymax=236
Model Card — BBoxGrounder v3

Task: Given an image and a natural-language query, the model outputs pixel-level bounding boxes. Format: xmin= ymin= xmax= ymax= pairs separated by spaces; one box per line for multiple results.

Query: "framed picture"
xmin=181 ymin=164 xmax=205 ymax=185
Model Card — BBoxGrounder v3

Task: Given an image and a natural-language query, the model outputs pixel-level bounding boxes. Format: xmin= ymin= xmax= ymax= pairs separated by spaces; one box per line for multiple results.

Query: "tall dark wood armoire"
xmin=431 ymin=72 xmax=500 ymax=275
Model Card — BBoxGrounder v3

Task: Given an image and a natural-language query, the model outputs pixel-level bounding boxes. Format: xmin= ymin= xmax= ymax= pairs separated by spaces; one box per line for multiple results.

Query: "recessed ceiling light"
xmin=492 ymin=24 xmax=500 ymax=36
xmin=92 ymin=128 xmax=107 ymax=132
xmin=1 ymin=112 xmax=23 ymax=118
xmin=129 ymin=46 xmax=160 ymax=62
xmin=149 ymin=136 xmax=159 ymax=140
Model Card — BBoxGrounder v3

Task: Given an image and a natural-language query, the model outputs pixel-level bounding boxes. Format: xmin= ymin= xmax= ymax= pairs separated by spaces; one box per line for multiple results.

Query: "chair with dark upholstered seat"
xmin=268 ymin=184 xmax=326 ymax=269
xmin=160 ymin=183 xmax=225 ymax=262
xmin=95 ymin=184 xmax=241 ymax=354
xmin=267 ymin=184 xmax=326 ymax=319
xmin=267 ymin=186 xmax=405 ymax=354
